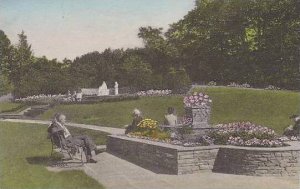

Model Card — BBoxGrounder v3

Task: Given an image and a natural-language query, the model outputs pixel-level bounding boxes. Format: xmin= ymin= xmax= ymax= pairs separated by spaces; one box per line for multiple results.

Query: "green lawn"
xmin=39 ymin=87 xmax=300 ymax=134
xmin=39 ymin=96 xmax=185 ymax=128
xmin=0 ymin=102 xmax=26 ymax=113
xmin=193 ymin=87 xmax=300 ymax=134
xmin=0 ymin=121 xmax=105 ymax=189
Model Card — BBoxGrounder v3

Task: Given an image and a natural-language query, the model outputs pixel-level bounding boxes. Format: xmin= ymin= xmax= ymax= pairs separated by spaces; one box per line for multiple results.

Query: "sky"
xmin=0 ymin=0 xmax=195 ymax=60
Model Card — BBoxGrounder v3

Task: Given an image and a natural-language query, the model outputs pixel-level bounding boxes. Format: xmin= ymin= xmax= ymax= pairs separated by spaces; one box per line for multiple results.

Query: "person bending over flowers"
xmin=125 ymin=108 xmax=143 ymax=134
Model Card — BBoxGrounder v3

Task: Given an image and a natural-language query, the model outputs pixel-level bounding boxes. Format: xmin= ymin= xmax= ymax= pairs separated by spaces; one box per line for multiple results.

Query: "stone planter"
xmin=185 ymin=104 xmax=211 ymax=129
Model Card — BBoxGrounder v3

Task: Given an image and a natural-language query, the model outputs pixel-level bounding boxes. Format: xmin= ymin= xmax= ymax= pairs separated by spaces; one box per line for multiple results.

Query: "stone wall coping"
xmin=109 ymin=135 xmax=300 ymax=152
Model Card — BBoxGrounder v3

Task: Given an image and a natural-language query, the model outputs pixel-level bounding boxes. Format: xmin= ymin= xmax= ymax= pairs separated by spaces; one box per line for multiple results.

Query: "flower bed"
xmin=128 ymin=121 xmax=288 ymax=148
xmin=265 ymin=85 xmax=281 ymax=90
xmin=129 ymin=118 xmax=170 ymax=140
xmin=183 ymin=92 xmax=212 ymax=107
xmin=209 ymin=122 xmax=284 ymax=147
xmin=15 ymin=94 xmax=68 ymax=104
xmin=136 ymin=89 xmax=172 ymax=97
xmin=227 ymin=82 xmax=251 ymax=88
xmin=207 ymin=81 xmax=217 ymax=86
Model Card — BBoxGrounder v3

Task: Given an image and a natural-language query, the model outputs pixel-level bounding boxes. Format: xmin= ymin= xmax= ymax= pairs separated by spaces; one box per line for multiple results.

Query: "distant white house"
xmin=81 ymin=81 xmax=113 ymax=96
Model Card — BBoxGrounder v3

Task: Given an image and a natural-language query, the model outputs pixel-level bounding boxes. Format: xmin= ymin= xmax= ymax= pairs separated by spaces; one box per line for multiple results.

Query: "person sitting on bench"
xmin=48 ymin=113 xmax=97 ymax=163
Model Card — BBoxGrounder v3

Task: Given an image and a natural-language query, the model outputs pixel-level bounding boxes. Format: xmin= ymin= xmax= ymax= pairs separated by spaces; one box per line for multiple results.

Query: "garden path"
xmin=0 ymin=118 xmax=124 ymax=135
xmin=85 ymin=152 xmax=299 ymax=189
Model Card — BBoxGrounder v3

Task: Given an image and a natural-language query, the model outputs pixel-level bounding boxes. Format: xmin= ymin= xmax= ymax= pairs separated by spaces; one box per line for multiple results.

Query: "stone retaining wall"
xmin=213 ymin=147 xmax=300 ymax=177
xmin=107 ymin=135 xmax=300 ymax=176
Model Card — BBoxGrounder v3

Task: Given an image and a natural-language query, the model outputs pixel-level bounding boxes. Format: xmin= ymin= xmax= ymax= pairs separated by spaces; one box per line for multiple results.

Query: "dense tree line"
xmin=0 ymin=0 xmax=299 ymax=97
xmin=167 ymin=0 xmax=300 ymax=88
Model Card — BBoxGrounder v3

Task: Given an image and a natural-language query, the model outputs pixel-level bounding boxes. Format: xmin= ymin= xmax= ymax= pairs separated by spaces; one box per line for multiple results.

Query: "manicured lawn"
xmin=0 ymin=121 xmax=105 ymax=189
xmin=193 ymin=87 xmax=300 ymax=134
xmin=39 ymin=87 xmax=300 ymax=134
xmin=39 ymin=96 xmax=185 ymax=128
xmin=0 ymin=102 xmax=26 ymax=113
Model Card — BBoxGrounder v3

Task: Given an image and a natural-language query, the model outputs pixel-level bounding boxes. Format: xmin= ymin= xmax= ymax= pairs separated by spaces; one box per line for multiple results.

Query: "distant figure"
xmin=125 ymin=108 xmax=143 ymax=134
xmin=76 ymin=89 xmax=82 ymax=102
xmin=72 ymin=91 xmax=76 ymax=101
xmin=164 ymin=107 xmax=178 ymax=126
xmin=284 ymin=115 xmax=300 ymax=137
xmin=114 ymin=81 xmax=119 ymax=95
xmin=47 ymin=113 xmax=97 ymax=163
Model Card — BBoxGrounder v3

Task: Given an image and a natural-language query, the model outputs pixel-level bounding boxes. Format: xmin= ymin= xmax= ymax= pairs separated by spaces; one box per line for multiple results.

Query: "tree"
xmin=165 ymin=67 xmax=191 ymax=93
xmin=166 ymin=0 xmax=300 ymax=89
xmin=120 ymin=55 xmax=153 ymax=90
xmin=0 ymin=30 xmax=13 ymax=94
xmin=10 ymin=31 xmax=34 ymax=97
xmin=138 ymin=27 xmax=180 ymax=74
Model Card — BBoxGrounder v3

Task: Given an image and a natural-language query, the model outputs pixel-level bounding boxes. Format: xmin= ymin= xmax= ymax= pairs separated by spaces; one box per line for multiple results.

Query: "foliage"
xmin=165 ymin=67 xmax=191 ymax=93
xmin=207 ymin=81 xmax=217 ymax=86
xmin=120 ymin=55 xmax=153 ymax=90
xmin=0 ymin=30 xmax=14 ymax=95
xmin=167 ymin=0 xmax=300 ymax=89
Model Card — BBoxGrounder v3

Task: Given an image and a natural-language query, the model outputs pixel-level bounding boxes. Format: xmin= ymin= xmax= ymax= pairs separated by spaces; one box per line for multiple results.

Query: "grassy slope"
xmin=0 ymin=121 xmax=105 ymax=189
xmin=39 ymin=87 xmax=300 ymax=134
xmin=40 ymin=96 xmax=185 ymax=128
xmin=0 ymin=102 xmax=25 ymax=113
xmin=193 ymin=87 xmax=300 ymax=134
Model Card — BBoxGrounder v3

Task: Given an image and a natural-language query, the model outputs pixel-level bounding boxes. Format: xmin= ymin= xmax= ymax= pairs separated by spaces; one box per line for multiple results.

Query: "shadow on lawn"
xmin=27 ymin=155 xmax=86 ymax=168
xmin=26 ymin=156 xmax=61 ymax=166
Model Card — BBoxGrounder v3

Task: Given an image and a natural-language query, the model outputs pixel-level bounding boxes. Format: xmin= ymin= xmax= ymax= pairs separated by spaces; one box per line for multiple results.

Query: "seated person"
xmin=284 ymin=114 xmax=300 ymax=137
xmin=47 ymin=113 xmax=97 ymax=163
xmin=125 ymin=108 xmax=143 ymax=134
xmin=164 ymin=107 xmax=178 ymax=126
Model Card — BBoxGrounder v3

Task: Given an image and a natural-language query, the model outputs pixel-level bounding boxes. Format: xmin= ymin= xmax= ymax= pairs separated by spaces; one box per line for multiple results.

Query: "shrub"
xmin=207 ymin=81 xmax=217 ymax=86
xmin=137 ymin=89 xmax=172 ymax=97
xmin=265 ymin=85 xmax=281 ymax=90
xmin=227 ymin=82 xmax=251 ymax=88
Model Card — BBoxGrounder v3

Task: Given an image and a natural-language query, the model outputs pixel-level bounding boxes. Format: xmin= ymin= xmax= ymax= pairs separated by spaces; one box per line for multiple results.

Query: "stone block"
xmin=179 ymin=154 xmax=194 ymax=159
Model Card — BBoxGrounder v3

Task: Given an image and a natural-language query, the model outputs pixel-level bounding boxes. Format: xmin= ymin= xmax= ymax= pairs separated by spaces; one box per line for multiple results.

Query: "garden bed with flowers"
xmin=136 ymin=89 xmax=172 ymax=97
xmin=126 ymin=92 xmax=297 ymax=148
